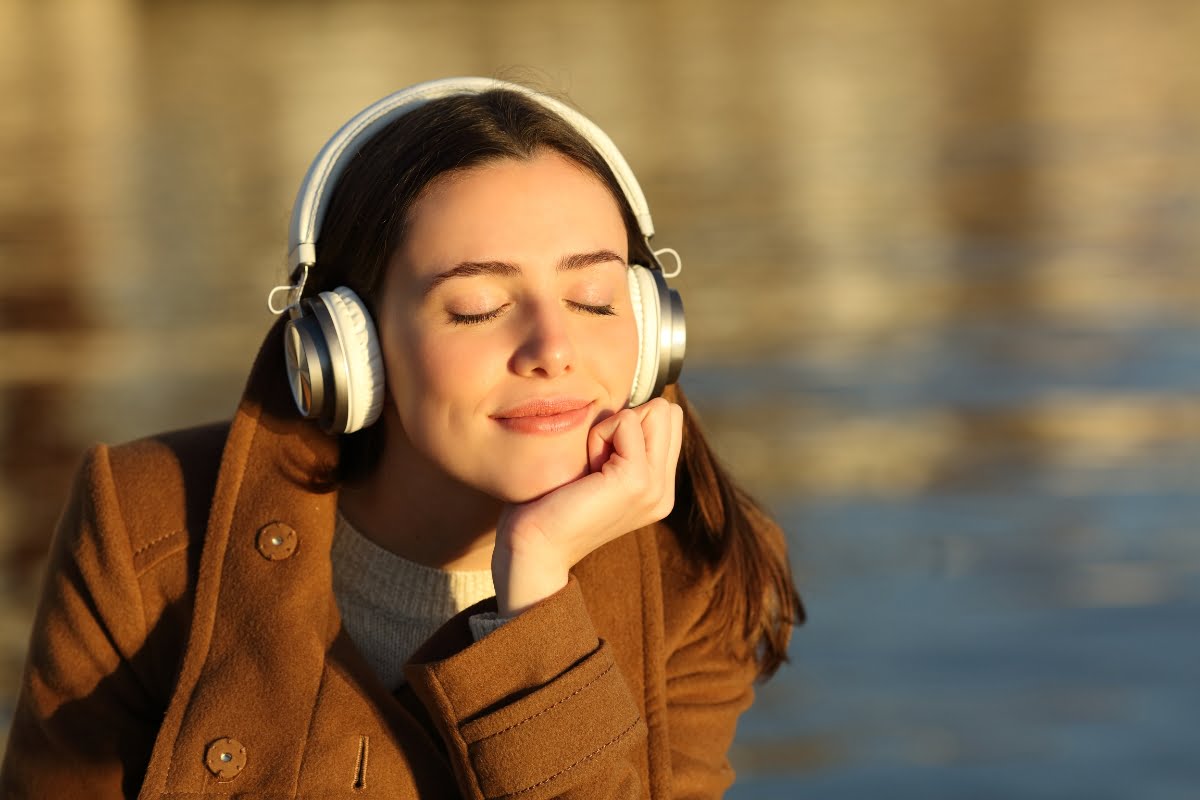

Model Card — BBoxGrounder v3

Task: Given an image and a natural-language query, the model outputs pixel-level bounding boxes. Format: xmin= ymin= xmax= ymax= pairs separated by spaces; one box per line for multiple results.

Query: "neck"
xmin=337 ymin=411 xmax=500 ymax=572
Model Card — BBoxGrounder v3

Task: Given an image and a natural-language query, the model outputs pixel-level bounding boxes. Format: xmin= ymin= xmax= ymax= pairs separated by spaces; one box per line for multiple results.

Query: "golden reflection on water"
xmin=2 ymin=0 xmax=1200 ymax=784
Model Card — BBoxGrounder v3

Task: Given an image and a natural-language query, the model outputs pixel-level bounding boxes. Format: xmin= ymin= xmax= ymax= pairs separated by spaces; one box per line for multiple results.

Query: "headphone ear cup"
xmin=322 ymin=287 xmax=385 ymax=434
xmin=627 ymin=265 xmax=660 ymax=407
xmin=281 ymin=287 xmax=384 ymax=434
xmin=627 ymin=264 xmax=686 ymax=407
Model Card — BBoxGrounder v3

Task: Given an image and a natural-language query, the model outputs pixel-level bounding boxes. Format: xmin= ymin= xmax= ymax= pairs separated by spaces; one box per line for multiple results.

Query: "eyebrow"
xmin=423 ymin=249 xmax=625 ymax=296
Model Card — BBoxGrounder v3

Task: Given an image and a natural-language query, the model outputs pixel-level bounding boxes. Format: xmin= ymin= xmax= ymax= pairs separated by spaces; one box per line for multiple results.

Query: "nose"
xmin=510 ymin=303 xmax=575 ymax=379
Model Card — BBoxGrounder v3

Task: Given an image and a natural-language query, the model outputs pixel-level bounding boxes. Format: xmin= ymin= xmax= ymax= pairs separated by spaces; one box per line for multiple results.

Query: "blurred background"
xmin=2 ymin=0 xmax=1198 ymax=796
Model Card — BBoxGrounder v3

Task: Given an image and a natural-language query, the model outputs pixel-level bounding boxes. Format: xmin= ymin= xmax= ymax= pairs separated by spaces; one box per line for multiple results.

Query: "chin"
xmin=484 ymin=454 xmax=588 ymax=504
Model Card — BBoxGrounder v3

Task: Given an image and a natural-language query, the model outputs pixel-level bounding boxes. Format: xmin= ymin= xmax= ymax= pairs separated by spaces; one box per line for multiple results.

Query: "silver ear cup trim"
xmin=648 ymin=268 xmax=676 ymax=400
xmin=284 ymin=314 xmax=332 ymax=421
xmin=649 ymin=267 xmax=685 ymax=400
xmin=284 ymin=320 xmax=312 ymax=416
xmin=667 ymin=286 xmax=686 ymax=386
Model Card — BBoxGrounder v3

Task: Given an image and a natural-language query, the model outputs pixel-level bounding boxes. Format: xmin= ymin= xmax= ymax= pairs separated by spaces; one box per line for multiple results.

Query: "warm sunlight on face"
xmin=376 ymin=149 xmax=639 ymax=502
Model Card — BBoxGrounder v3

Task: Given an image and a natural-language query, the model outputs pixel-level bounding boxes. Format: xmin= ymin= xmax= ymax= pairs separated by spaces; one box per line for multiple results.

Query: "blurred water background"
xmin=2 ymin=1 xmax=1198 ymax=796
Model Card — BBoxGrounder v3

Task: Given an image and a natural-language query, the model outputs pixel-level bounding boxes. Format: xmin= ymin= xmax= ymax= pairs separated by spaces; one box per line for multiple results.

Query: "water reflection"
xmin=2 ymin=0 xmax=1199 ymax=796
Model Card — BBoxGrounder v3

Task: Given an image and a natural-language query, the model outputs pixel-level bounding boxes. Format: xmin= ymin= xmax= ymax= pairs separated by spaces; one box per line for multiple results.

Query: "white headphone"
xmin=267 ymin=77 xmax=685 ymax=434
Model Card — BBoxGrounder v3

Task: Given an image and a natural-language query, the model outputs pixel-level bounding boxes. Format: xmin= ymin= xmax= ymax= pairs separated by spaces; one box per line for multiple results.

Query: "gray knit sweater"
xmin=330 ymin=510 xmax=507 ymax=690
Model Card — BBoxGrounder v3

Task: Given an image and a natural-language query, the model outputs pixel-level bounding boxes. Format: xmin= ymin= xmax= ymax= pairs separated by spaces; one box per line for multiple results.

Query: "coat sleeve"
xmin=1 ymin=445 xmax=159 ymax=799
xmin=404 ymin=576 xmax=647 ymax=800
xmin=404 ymin=532 xmax=769 ymax=800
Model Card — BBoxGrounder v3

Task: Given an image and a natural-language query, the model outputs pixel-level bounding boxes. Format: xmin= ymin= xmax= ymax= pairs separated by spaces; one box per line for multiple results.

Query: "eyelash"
xmin=449 ymin=307 xmax=505 ymax=326
xmin=570 ymin=301 xmax=617 ymax=317
xmin=449 ymin=302 xmax=616 ymax=326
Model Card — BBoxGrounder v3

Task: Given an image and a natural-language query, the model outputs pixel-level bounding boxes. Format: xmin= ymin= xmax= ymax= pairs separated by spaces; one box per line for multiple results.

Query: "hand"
xmin=492 ymin=397 xmax=684 ymax=616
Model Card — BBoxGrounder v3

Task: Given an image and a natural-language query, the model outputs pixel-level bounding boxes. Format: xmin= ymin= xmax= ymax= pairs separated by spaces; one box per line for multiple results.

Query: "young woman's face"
xmin=376 ymin=149 xmax=639 ymax=503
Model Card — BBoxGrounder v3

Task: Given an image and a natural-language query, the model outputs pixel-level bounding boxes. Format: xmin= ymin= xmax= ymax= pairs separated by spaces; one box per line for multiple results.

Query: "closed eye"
xmin=448 ymin=300 xmax=615 ymax=326
xmin=448 ymin=305 xmax=508 ymax=326
xmin=569 ymin=301 xmax=616 ymax=316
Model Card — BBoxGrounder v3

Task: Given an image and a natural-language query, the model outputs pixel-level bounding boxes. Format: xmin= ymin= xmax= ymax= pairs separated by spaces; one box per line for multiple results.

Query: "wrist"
xmin=492 ymin=526 xmax=569 ymax=617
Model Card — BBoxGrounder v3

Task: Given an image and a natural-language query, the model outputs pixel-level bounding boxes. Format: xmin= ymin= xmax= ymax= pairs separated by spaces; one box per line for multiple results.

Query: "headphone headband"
xmin=287 ymin=77 xmax=656 ymax=272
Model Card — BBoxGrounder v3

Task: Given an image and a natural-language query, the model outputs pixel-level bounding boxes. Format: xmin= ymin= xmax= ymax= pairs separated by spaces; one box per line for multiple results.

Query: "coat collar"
xmin=231 ymin=316 xmax=341 ymax=491
xmin=144 ymin=321 xmax=471 ymax=793
xmin=207 ymin=317 xmax=487 ymax=654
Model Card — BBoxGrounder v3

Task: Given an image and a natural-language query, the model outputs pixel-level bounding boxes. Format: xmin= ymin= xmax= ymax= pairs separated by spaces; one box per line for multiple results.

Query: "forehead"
xmin=397 ymin=150 xmax=628 ymax=274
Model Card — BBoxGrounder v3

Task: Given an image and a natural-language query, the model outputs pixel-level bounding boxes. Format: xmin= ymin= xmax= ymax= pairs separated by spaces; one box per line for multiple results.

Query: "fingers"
xmin=587 ymin=408 xmax=638 ymax=472
xmin=587 ymin=423 xmax=612 ymax=473
xmin=625 ymin=398 xmax=682 ymax=520
xmin=639 ymin=398 xmax=672 ymax=475
xmin=586 ymin=399 xmax=683 ymax=521
xmin=606 ymin=408 xmax=647 ymax=475
xmin=588 ymin=400 xmax=662 ymax=468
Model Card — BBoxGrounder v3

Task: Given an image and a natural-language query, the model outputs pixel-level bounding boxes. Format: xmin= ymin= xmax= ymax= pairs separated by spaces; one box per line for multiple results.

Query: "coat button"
xmin=205 ymin=737 xmax=247 ymax=780
xmin=256 ymin=522 xmax=297 ymax=561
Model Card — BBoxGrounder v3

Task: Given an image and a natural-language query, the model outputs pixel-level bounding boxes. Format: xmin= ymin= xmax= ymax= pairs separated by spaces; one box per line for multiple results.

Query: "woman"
xmin=1 ymin=78 xmax=802 ymax=798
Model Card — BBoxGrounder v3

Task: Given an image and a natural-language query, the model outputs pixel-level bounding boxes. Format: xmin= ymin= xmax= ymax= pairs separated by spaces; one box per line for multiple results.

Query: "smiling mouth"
xmin=491 ymin=398 xmax=593 ymax=434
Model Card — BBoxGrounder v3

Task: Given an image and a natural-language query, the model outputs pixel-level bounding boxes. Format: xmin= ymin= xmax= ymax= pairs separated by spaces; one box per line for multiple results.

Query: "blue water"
xmin=693 ymin=303 xmax=1200 ymax=795
xmin=721 ymin=408 xmax=1200 ymax=797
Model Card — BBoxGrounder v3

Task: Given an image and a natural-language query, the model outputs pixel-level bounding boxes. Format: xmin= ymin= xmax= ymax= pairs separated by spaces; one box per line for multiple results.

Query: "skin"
xmin=338 ymin=149 xmax=684 ymax=616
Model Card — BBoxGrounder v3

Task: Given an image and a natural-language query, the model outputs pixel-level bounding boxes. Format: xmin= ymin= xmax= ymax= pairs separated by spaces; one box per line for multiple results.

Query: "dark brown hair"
xmin=304 ymin=87 xmax=803 ymax=678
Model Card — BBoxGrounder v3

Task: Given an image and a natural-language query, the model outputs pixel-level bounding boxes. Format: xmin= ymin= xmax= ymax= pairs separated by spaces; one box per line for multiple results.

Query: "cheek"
xmin=391 ymin=326 xmax=505 ymax=419
xmin=598 ymin=315 xmax=640 ymax=406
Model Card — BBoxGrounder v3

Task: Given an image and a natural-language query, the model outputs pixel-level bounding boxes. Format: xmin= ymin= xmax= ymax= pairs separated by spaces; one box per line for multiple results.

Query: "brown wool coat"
xmin=0 ymin=325 xmax=762 ymax=799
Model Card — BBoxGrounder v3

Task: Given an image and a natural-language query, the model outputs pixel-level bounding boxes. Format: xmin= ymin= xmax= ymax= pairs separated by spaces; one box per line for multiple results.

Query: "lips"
xmin=491 ymin=397 xmax=593 ymax=435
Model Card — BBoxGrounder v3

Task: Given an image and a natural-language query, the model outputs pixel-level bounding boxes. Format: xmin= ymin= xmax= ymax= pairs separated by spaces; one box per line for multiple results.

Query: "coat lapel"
xmin=139 ymin=322 xmax=452 ymax=795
